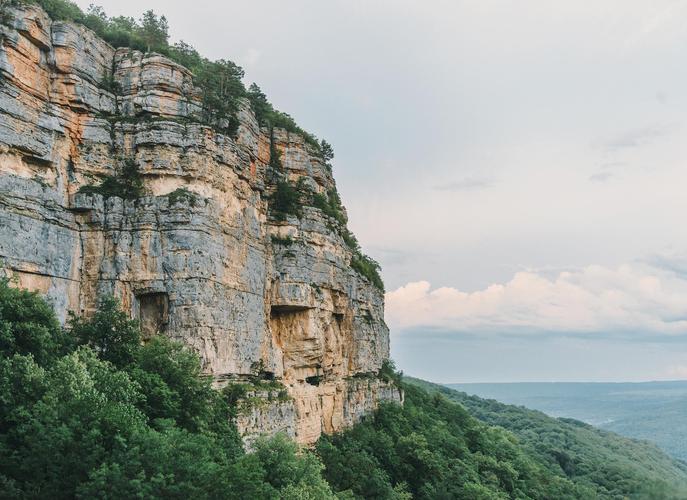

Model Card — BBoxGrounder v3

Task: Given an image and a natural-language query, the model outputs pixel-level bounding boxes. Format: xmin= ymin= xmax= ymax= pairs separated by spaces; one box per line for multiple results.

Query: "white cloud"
xmin=664 ymin=364 xmax=687 ymax=379
xmin=385 ymin=262 xmax=687 ymax=336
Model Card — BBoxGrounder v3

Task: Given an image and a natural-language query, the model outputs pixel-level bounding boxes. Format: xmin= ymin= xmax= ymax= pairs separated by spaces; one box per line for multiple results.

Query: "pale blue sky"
xmin=76 ymin=0 xmax=687 ymax=382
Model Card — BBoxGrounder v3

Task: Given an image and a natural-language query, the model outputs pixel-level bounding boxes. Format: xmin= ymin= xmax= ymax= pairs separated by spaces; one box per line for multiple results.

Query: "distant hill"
xmin=446 ymin=380 xmax=687 ymax=461
xmin=406 ymin=377 xmax=687 ymax=497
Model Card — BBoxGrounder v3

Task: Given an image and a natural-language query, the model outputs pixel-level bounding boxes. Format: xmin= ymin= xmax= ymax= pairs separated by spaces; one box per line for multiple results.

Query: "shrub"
xmin=311 ymin=188 xmax=347 ymax=227
xmin=167 ymin=187 xmax=198 ymax=207
xmin=303 ymin=185 xmax=384 ymax=291
xmin=351 ymin=253 xmax=384 ymax=291
xmin=247 ymin=83 xmax=322 ymax=152
xmin=78 ymin=158 xmax=145 ymax=199
xmin=378 ymin=359 xmax=403 ymax=386
xmin=269 ymin=133 xmax=283 ymax=169
xmin=269 ymin=180 xmax=302 ymax=221
xmin=270 ymin=234 xmax=294 ymax=246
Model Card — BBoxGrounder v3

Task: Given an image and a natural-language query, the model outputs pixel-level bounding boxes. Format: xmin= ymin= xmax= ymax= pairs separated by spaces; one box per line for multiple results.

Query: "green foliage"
xmin=167 ymin=187 xmax=198 ymax=207
xmin=270 ymin=179 xmax=303 ymax=221
xmin=271 ymin=234 xmax=294 ymax=246
xmin=0 ymin=276 xmax=71 ymax=366
xmin=246 ymin=83 xmax=271 ymax=128
xmin=405 ymin=377 xmax=687 ymax=499
xmin=68 ymin=296 xmax=141 ymax=367
xmin=247 ymin=83 xmax=321 ymax=151
xmin=303 ymin=185 xmax=384 ymax=290
xmin=1 ymin=278 xmax=686 ymax=498
xmin=138 ymin=9 xmax=168 ymax=52
xmin=311 ymin=188 xmax=347 ymax=226
xmin=317 ymin=384 xmax=588 ymax=500
xmin=192 ymin=58 xmax=245 ymax=135
xmin=99 ymin=72 xmax=121 ymax=93
xmin=78 ymin=158 xmax=145 ymax=199
xmin=0 ymin=278 xmax=332 ymax=498
xmin=377 ymin=359 xmax=403 ymax=386
xmin=351 ymin=253 xmax=384 ymax=291
xmin=269 ymin=133 xmax=283 ymax=169
xmin=320 ymin=139 xmax=334 ymax=164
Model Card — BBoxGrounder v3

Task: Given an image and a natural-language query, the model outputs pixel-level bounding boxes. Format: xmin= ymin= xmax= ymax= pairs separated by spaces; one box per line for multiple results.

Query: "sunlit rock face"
xmin=0 ymin=4 xmax=401 ymax=445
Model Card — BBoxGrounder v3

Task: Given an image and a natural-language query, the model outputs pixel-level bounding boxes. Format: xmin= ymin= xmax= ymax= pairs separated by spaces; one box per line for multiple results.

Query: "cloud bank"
xmin=386 ymin=262 xmax=687 ymax=337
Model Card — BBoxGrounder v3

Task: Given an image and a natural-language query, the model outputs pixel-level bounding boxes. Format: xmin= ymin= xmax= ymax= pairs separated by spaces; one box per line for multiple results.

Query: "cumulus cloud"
xmin=385 ymin=263 xmax=687 ymax=336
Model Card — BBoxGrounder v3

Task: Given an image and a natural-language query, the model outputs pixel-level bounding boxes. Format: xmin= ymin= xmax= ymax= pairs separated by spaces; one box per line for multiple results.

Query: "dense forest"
xmin=446 ymin=381 xmax=687 ymax=462
xmin=2 ymin=278 xmax=687 ymax=498
xmin=405 ymin=378 xmax=687 ymax=499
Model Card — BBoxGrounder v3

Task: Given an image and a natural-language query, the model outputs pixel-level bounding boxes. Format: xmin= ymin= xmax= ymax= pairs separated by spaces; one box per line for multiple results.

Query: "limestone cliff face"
xmin=0 ymin=5 xmax=401 ymax=445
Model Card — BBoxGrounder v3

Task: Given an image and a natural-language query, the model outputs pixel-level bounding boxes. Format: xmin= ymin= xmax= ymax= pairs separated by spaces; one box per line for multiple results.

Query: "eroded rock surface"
xmin=0 ymin=4 xmax=401 ymax=445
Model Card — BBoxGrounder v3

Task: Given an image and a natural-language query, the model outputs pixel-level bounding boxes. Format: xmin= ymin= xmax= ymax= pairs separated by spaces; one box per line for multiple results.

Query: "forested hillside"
xmin=2 ymin=278 xmax=687 ymax=498
xmin=406 ymin=377 xmax=687 ymax=499
xmin=447 ymin=381 xmax=687 ymax=462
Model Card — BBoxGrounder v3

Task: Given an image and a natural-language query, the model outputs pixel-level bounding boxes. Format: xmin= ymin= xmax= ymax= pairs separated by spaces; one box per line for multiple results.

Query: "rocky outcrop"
xmin=0 ymin=4 xmax=401 ymax=445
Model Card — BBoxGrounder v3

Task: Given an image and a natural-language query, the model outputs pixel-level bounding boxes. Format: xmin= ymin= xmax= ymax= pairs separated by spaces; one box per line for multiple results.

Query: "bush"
xmin=378 ymin=359 xmax=402 ymax=386
xmin=269 ymin=133 xmax=283 ymax=169
xmin=247 ymin=83 xmax=321 ymax=152
xmin=78 ymin=158 xmax=145 ymax=199
xmin=351 ymin=253 xmax=384 ymax=291
xmin=311 ymin=188 xmax=347 ymax=227
xmin=269 ymin=180 xmax=302 ymax=221
xmin=270 ymin=234 xmax=294 ymax=246
xmin=167 ymin=187 xmax=198 ymax=207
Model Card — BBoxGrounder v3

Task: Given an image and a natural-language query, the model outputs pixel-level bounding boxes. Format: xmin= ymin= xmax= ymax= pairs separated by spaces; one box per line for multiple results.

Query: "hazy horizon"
xmin=76 ymin=0 xmax=687 ymax=383
xmin=441 ymin=378 xmax=687 ymax=384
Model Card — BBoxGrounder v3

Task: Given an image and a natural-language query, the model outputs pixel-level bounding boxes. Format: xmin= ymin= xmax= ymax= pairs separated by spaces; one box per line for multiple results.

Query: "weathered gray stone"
xmin=0 ymin=5 xmax=399 ymax=447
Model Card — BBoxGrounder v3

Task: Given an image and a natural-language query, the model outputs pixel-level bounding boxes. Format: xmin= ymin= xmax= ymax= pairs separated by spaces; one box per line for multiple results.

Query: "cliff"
xmin=0 ymin=4 xmax=401 ymax=445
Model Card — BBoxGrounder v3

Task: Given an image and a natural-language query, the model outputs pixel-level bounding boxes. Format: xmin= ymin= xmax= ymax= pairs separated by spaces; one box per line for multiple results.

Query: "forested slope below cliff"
xmin=405 ymin=377 xmax=687 ymax=498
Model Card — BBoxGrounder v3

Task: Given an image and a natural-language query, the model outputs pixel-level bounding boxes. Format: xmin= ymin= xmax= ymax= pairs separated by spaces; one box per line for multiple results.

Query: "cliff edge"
xmin=0 ymin=4 xmax=401 ymax=445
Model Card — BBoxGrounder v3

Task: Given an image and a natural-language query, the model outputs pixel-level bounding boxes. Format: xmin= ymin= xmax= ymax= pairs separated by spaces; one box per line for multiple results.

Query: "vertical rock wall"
xmin=0 ymin=4 xmax=401 ymax=445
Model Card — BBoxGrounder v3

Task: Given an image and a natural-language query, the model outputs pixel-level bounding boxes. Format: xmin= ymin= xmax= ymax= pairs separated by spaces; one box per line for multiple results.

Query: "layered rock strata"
xmin=0 ymin=4 xmax=401 ymax=445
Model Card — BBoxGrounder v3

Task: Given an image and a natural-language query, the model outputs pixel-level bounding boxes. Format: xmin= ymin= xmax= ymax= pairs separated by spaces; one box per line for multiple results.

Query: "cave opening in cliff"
xmin=136 ymin=292 xmax=169 ymax=339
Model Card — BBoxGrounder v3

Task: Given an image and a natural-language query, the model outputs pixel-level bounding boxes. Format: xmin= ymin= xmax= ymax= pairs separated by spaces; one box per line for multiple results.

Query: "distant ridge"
xmin=446 ymin=380 xmax=687 ymax=461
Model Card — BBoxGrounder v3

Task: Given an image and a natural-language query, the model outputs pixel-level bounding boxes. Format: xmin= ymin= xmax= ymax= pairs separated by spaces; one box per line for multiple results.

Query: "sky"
xmin=77 ymin=0 xmax=687 ymax=383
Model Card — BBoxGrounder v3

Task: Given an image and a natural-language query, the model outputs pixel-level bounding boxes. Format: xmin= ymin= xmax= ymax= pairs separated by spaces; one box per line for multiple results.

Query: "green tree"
xmin=247 ymin=83 xmax=271 ymax=127
xmin=320 ymin=139 xmax=334 ymax=163
xmin=68 ymin=296 xmax=141 ymax=367
xmin=138 ymin=10 xmax=168 ymax=52
xmin=270 ymin=179 xmax=302 ymax=221
xmin=0 ymin=276 xmax=70 ymax=365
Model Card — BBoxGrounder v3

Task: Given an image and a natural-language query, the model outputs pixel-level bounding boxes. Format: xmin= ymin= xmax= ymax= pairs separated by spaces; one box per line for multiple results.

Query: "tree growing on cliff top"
xmin=320 ymin=139 xmax=334 ymax=164
xmin=138 ymin=9 xmax=168 ymax=52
